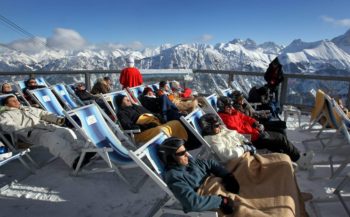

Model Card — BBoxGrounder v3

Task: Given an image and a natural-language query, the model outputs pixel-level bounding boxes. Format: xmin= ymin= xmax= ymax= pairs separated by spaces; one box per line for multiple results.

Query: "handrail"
xmin=1 ymin=69 xmax=350 ymax=110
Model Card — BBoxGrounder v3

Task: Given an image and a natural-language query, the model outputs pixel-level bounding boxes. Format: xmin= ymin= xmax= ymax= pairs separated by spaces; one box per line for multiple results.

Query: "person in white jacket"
xmin=0 ymin=95 xmax=92 ymax=168
xmin=199 ymin=113 xmax=256 ymax=162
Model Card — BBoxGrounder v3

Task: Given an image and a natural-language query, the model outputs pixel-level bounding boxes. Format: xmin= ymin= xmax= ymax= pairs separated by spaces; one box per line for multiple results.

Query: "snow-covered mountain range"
xmin=1 ymin=29 xmax=350 ymax=74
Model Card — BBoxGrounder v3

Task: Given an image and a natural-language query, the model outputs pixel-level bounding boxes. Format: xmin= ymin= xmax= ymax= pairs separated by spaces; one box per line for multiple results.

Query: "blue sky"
xmin=1 ymin=0 xmax=350 ymax=48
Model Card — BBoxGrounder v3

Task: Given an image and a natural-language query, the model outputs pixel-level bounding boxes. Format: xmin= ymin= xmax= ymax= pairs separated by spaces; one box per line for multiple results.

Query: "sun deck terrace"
xmin=1 ymin=69 xmax=350 ymax=217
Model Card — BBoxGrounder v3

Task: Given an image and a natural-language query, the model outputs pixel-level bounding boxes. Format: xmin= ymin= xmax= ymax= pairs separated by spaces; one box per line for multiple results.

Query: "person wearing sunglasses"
xmin=217 ymin=96 xmax=314 ymax=170
xmin=199 ymin=113 xmax=256 ymax=162
xmin=158 ymin=137 xmax=238 ymax=215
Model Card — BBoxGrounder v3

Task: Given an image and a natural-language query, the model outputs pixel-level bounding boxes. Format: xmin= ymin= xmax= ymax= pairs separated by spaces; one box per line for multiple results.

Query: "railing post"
xmin=280 ymin=77 xmax=288 ymax=107
xmin=85 ymin=72 xmax=91 ymax=91
xmin=347 ymin=82 xmax=350 ymax=108
xmin=228 ymin=72 xmax=234 ymax=87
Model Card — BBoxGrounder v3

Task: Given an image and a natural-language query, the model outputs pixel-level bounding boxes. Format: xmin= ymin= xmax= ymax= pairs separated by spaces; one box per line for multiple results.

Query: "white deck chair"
xmin=305 ymin=96 xmax=350 ymax=180
xmin=310 ymin=172 xmax=350 ymax=216
xmin=63 ymin=103 xmax=147 ymax=193
xmin=129 ymin=132 xmax=218 ymax=217
xmin=27 ymin=87 xmax=65 ymax=116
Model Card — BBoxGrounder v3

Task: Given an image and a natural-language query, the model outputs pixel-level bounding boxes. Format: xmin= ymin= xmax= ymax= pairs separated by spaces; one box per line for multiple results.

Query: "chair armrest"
xmin=124 ymin=129 xmax=141 ymax=134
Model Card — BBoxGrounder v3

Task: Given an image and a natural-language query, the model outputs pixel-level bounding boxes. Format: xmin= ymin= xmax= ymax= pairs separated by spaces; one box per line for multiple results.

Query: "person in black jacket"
xmin=74 ymin=83 xmax=99 ymax=103
xmin=139 ymin=87 xmax=182 ymax=122
xmin=116 ymin=95 xmax=189 ymax=145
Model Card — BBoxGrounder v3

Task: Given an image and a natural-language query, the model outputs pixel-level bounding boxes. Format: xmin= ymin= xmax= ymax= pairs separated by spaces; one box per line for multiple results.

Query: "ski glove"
xmin=242 ymin=144 xmax=257 ymax=155
xmin=220 ymin=195 xmax=235 ymax=215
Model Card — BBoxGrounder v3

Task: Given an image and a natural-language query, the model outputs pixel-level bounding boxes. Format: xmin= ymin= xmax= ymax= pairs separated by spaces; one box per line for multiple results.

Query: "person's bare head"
xmin=1 ymin=83 xmax=12 ymax=93
xmin=4 ymin=95 xmax=21 ymax=109
xmin=121 ymin=96 xmax=132 ymax=107
xmin=26 ymin=78 xmax=37 ymax=88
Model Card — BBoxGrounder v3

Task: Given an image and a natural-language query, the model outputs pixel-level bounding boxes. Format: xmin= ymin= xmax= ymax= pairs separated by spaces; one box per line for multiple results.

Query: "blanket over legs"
xmin=197 ymin=153 xmax=308 ymax=217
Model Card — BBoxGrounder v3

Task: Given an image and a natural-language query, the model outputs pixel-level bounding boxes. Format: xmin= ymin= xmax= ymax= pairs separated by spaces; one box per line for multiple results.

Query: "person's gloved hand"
xmin=257 ymin=124 xmax=264 ymax=132
xmin=56 ymin=117 xmax=65 ymax=126
xmin=222 ymin=175 xmax=240 ymax=194
xmin=242 ymin=144 xmax=257 ymax=155
xmin=220 ymin=195 xmax=235 ymax=215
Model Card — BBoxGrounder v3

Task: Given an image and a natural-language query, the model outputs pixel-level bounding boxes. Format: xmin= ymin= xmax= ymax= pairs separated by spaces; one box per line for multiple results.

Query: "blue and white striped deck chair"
xmin=63 ymin=103 xmax=146 ymax=193
xmin=16 ymin=77 xmax=49 ymax=92
xmin=51 ymin=83 xmax=83 ymax=110
xmin=28 ymin=87 xmax=65 ymax=116
xmin=151 ymin=83 xmax=160 ymax=92
xmin=129 ymin=132 xmax=218 ymax=217
xmin=127 ymin=84 xmax=145 ymax=104
xmin=100 ymin=90 xmax=130 ymax=120
xmin=180 ymin=108 xmax=220 ymax=160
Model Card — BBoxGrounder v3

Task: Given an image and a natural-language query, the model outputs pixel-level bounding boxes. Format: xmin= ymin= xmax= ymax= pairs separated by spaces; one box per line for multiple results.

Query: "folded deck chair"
xmin=63 ymin=103 xmax=146 ymax=193
xmin=129 ymin=132 xmax=218 ymax=217
xmin=51 ymin=83 xmax=84 ymax=110
xmin=27 ymin=87 xmax=65 ymax=116
xmin=127 ymin=84 xmax=145 ymax=104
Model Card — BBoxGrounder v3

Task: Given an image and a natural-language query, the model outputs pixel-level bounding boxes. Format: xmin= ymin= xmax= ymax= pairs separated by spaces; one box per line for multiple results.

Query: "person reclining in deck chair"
xmin=0 ymin=95 xmax=94 ymax=169
xmin=139 ymin=87 xmax=183 ymax=122
xmin=231 ymin=90 xmax=287 ymax=135
xmin=116 ymin=95 xmax=201 ymax=149
xmin=23 ymin=78 xmax=47 ymax=107
xmin=74 ymin=82 xmax=100 ymax=104
xmin=157 ymin=80 xmax=198 ymax=114
xmin=158 ymin=137 xmax=238 ymax=215
xmin=158 ymin=137 xmax=311 ymax=216
xmin=199 ymin=113 xmax=256 ymax=161
xmin=91 ymin=77 xmax=112 ymax=95
xmin=217 ymin=96 xmax=314 ymax=170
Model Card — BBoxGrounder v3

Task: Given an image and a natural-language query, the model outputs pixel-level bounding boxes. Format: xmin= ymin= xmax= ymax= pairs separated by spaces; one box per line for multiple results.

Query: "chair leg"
xmin=334 ymin=174 xmax=350 ymax=216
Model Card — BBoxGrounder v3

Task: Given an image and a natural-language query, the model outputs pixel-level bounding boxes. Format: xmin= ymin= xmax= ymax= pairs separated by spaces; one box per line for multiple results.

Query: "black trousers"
xmin=253 ymin=131 xmax=300 ymax=162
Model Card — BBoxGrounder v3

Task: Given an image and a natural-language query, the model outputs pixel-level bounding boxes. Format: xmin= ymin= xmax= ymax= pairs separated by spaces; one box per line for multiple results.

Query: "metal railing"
xmin=1 ymin=69 xmax=349 ymax=111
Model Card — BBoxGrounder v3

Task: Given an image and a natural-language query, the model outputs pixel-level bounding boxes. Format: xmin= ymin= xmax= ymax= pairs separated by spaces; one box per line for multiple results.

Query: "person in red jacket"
xmin=217 ymin=96 xmax=314 ymax=170
xmin=119 ymin=57 xmax=143 ymax=89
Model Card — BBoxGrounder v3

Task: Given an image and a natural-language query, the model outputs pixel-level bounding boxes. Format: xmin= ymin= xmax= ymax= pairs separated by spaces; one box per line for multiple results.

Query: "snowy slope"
xmin=278 ymin=39 xmax=350 ymax=74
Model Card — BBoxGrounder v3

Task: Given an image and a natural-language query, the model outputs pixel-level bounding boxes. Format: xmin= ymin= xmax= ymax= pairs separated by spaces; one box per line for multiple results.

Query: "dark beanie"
xmin=115 ymin=94 xmax=127 ymax=107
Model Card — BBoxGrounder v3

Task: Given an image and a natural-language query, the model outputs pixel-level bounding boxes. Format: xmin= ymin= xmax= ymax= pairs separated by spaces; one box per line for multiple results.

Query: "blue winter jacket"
xmin=163 ymin=158 xmax=230 ymax=213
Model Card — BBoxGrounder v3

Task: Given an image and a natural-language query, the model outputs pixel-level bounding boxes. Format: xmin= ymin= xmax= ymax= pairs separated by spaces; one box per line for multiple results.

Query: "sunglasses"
xmin=213 ymin=123 xmax=221 ymax=128
xmin=174 ymin=150 xmax=187 ymax=157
